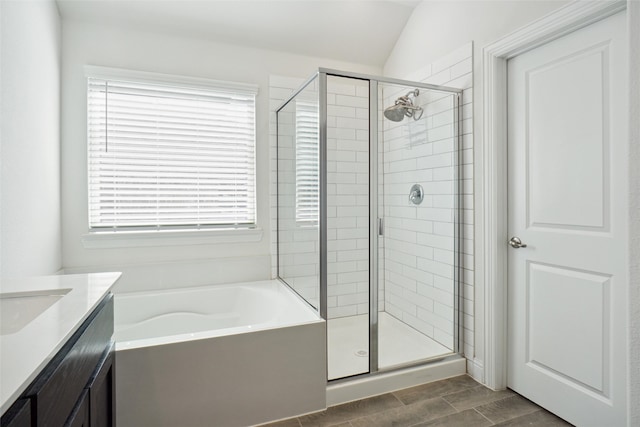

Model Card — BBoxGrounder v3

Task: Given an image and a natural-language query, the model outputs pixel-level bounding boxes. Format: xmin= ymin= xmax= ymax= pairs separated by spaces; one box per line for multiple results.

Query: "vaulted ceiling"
xmin=56 ymin=0 xmax=421 ymax=67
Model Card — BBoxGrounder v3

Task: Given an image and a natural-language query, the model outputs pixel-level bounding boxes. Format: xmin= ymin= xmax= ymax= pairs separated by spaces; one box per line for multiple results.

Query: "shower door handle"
xmin=509 ymin=237 xmax=527 ymax=249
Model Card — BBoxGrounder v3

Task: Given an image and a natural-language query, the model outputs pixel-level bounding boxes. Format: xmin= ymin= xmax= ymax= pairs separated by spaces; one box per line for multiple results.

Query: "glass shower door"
xmin=377 ymin=83 xmax=458 ymax=370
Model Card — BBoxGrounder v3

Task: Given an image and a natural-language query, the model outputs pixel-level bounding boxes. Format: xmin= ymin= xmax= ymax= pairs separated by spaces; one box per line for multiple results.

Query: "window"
xmin=86 ymin=67 xmax=257 ymax=231
xmin=295 ymin=100 xmax=319 ymax=223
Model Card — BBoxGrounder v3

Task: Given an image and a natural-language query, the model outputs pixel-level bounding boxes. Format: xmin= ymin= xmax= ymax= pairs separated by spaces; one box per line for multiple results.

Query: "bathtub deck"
xmin=327 ymin=312 xmax=451 ymax=380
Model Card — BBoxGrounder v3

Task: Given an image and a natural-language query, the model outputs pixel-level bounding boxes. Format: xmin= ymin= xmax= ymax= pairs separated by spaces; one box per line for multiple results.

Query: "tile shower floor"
xmin=328 ymin=313 xmax=451 ymax=380
xmin=261 ymin=375 xmax=573 ymax=427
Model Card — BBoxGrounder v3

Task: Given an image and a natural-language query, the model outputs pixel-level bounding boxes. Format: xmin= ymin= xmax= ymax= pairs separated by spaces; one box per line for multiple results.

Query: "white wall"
xmin=384 ymin=1 xmax=569 ymax=78
xmin=0 ymin=0 xmax=62 ymax=278
xmin=383 ymin=0 xmax=569 ymax=381
xmin=628 ymin=2 xmax=640 ymax=424
xmin=61 ymin=20 xmax=380 ymax=291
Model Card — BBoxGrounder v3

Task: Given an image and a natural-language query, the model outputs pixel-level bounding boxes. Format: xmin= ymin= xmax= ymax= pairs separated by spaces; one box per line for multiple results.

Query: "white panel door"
xmin=507 ymin=11 xmax=628 ymax=427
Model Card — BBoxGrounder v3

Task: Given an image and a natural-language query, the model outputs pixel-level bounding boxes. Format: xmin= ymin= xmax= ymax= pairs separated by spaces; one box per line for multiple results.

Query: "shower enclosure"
xmin=277 ymin=69 xmax=462 ymax=381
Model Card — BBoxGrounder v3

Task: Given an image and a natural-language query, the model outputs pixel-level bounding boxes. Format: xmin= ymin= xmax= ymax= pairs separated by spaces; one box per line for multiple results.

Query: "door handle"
xmin=509 ymin=236 xmax=527 ymax=249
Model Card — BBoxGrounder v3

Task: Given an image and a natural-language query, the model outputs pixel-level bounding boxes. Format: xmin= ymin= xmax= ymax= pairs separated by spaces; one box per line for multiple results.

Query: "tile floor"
xmin=261 ymin=375 xmax=573 ymax=427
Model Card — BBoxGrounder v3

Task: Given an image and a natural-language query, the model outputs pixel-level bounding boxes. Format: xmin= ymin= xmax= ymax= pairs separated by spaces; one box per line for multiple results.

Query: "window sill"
xmin=81 ymin=227 xmax=263 ymax=249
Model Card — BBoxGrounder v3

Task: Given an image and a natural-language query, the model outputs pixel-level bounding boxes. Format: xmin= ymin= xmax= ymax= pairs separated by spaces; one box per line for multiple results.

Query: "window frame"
xmin=83 ymin=66 xmax=262 ymax=246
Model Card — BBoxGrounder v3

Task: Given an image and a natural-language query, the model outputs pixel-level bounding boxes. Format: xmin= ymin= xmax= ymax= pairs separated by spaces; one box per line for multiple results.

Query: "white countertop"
xmin=0 ymin=272 xmax=121 ymax=414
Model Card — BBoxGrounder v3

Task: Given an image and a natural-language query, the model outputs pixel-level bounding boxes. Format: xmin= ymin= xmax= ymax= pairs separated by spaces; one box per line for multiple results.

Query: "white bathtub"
xmin=114 ymin=280 xmax=326 ymax=427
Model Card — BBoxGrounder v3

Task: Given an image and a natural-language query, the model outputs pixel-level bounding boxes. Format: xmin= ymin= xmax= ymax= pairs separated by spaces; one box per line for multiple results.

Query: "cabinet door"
xmin=65 ymin=390 xmax=89 ymax=427
xmin=88 ymin=348 xmax=115 ymax=427
xmin=0 ymin=399 xmax=31 ymax=427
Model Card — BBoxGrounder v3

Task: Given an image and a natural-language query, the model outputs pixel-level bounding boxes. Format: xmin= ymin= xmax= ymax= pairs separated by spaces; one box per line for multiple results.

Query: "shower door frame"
xmin=276 ymin=68 xmax=465 ymax=380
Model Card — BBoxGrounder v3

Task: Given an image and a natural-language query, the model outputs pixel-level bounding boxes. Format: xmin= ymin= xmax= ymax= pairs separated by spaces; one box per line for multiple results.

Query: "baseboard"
xmin=326 ymin=356 xmax=466 ymax=406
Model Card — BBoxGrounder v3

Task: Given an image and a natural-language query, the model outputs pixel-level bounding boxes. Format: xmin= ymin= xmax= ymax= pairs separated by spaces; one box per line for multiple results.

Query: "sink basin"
xmin=0 ymin=289 xmax=72 ymax=335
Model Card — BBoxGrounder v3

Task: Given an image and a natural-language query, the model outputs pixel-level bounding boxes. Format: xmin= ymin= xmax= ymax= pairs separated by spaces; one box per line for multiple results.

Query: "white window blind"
xmin=87 ymin=71 xmax=257 ymax=231
xmin=295 ymin=101 xmax=319 ymax=223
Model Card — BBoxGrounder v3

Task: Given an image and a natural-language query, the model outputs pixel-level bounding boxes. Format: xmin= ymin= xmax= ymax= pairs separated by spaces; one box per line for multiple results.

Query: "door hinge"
xmin=378 ymin=218 xmax=384 ymax=236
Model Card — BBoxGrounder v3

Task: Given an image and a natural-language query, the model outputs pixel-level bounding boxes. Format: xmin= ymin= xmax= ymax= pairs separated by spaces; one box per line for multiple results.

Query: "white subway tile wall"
xmin=326 ymin=75 xmax=370 ymax=319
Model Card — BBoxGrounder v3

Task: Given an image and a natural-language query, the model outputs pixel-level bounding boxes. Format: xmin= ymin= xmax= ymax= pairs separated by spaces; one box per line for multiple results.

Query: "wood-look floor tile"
xmin=258 ymin=379 xmax=570 ymax=427
xmin=411 ymin=409 xmax=493 ymax=427
xmin=475 ymin=394 xmax=541 ymax=423
xmin=392 ymin=375 xmax=480 ymax=405
xmin=349 ymin=409 xmax=422 ymax=427
xmin=493 ymin=409 xmax=574 ymax=427
xmin=349 ymin=397 xmax=456 ymax=427
xmin=442 ymin=385 xmax=515 ymax=411
xmin=299 ymin=394 xmax=403 ymax=427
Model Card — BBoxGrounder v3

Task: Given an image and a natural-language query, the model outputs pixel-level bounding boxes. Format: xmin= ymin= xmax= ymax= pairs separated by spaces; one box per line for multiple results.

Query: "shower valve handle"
xmin=409 ymin=184 xmax=424 ymax=205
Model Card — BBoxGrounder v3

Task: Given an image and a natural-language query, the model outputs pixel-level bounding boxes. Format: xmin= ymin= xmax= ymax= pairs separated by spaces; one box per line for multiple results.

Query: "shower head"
xmin=383 ymin=104 xmax=408 ymax=122
xmin=383 ymin=89 xmax=424 ymax=122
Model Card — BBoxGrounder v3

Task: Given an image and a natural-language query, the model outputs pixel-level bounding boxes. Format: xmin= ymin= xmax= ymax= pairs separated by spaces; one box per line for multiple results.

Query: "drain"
xmin=355 ymin=350 xmax=368 ymax=357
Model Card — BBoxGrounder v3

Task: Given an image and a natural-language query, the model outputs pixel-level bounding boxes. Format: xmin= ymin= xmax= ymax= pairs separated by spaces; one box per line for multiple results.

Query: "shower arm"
xmin=393 ymin=98 xmax=421 ymax=110
xmin=400 ymin=105 xmax=422 ymax=111
xmin=396 ymin=97 xmax=423 ymax=119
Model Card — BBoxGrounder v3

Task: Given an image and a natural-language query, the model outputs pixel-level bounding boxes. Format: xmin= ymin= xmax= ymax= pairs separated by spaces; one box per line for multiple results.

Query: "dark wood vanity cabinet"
xmin=1 ymin=294 xmax=115 ymax=427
